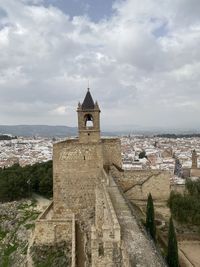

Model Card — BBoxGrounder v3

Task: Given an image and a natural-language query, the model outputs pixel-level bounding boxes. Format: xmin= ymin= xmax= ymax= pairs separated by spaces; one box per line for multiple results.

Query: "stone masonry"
xmin=33 ymin=89 xmax=167 ymax=266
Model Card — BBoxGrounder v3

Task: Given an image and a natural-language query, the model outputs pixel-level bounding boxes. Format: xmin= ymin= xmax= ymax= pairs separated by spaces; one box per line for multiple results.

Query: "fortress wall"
xmin=34 ymin=203 xmax=75 ymax=245
xmin=79 ymin=131 xmax=100 ymax=143
xmin=95 ymin=172 xmax=120 ymax=241
xmin=53 ymin=140 xmax=104 ymax=215
xmin=34 ymin=219 xmax=73 ymax=244
xmin=190 ymin=168 xmax=200 ymax=177
xmin=102 ymin=138 xmax=122 ymax=168
xmin=110 ymin=166 xmax=170 ymax=201
xmin=170 ymin=184 xmax=185 ymax=194
xmin=92 ymin=173 xmax=121 ymax=267
xmin=125 ymin=171 xmax=170 ymax=201
xmin=34 ymin=204 xmax=76 ymax=266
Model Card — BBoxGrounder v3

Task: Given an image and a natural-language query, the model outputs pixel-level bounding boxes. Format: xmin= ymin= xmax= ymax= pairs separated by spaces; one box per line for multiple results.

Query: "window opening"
xmin=84 ymin=114 xmax=94 ymax=128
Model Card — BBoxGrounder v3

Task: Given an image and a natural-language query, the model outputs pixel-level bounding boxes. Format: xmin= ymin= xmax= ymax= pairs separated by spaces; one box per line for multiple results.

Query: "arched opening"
xmin=84 ymin=114 xmax=94 ymax=128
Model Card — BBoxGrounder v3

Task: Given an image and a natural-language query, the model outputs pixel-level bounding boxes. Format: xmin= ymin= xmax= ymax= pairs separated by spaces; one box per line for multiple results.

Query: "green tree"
xmin=168 ymin=184 xmax=200 ymax=225
xmin=0 ymin=160 xmax=53 ymax=202
xmin=167 ymin=217 xmax=179 ymax=267
xmin=146 ymin=193 xmax=156 ymax=241
xmin=139 ymin=150 xmax=147 ymax=159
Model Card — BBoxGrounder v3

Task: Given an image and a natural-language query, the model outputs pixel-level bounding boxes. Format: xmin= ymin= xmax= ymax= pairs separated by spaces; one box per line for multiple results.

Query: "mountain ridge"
xmin=0 ymin=125 xmax=77 ymax=137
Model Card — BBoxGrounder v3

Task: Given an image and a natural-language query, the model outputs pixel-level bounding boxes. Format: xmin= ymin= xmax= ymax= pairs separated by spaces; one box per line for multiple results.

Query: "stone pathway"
xmin=108 ymin=178 xmax=166 ymax=267
xmin=32 ymin=193 xmax=51 ymax=212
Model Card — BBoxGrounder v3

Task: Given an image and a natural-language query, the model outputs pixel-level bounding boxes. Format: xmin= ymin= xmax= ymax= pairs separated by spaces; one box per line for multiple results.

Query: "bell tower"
xmin=77 ymin=89 xmax=101 ymax=143
xmin=192 ymin=149 xmax=198 ymax=169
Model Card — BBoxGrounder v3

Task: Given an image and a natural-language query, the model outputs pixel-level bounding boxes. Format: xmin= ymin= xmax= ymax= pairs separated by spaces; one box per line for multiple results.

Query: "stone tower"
xmin=192 ymin=149 xmax=198 ymax=168
xmin=52 ymin=89 xmax=121 ymax=216
xmin=77 ymin=89 xmax=101 ymax=143
xmin=34 ymin=90 xmax=166 ymax=267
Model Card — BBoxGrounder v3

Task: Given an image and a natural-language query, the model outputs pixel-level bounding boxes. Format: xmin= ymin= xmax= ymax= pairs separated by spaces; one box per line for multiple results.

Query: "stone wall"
xmin=92 ymin=173 xmax=121 ymax=267
xmin=34 ymin=203 xmax=76 ymax=267
xmin=102 ymin=138 xmax=122 ymax=168
xmin=53 ymin=137 xmax=122 ymax=216
xmin=170 ymin=184 xmax=185 ymax=194
xmin=111 ymin=166 xmax=170 ymax=201
xmin=53 ymin=139 xmax=103 ymax=216
xmin=34 ymin=203 xmax=75 ymax=245
xmin=190 ymin=168 xmax=200 ymax=177
xmin=79 ymin=130 xmax=100 ymax=143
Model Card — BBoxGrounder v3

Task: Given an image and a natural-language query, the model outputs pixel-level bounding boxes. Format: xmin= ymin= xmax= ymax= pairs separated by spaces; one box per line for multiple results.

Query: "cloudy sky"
xmin=0 ymin=0 xmax=200 ymax=131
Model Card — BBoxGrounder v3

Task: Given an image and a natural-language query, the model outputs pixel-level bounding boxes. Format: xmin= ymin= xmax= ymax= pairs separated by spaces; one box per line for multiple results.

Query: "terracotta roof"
xmin=82 ymin=89 xmax=95 ymax=109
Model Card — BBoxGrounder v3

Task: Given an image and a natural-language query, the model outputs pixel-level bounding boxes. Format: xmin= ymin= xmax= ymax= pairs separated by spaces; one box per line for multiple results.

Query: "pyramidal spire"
xmin=82 ymin=89 xmax=95 ymax=110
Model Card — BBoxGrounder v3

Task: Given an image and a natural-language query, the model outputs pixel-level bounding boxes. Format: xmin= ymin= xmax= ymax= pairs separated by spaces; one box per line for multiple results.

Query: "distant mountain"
xmin=1 ymin=125 xmax=198 ymax=138
xmin=0 ymin=125 xmax=77 ymax=137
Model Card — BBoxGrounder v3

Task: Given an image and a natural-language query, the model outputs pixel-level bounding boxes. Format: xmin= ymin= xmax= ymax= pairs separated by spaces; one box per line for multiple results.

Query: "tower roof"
xmin=82 ymin=89 xmax=95 ymax=110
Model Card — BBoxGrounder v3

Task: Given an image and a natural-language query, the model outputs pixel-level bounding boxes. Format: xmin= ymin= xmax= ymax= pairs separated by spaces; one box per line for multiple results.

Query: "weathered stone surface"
xmin=108 ymin=178 xmax=166 ymax=267
xmin=53 ymin=138 xmax=122 ymax=216
xmin=111 ymin=166 xmax=170 ymax=201
xmin=34 ymin=92 xmax=167 ymax=266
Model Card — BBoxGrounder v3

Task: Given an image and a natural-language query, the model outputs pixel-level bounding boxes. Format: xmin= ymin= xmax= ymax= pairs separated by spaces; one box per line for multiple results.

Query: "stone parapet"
xmin=34 ymin=202 xmax=76 ymax=266
xmin=111 ymin=165 xmax=170 ymax=201
xmin=92 ymin=173 xmax=121 ymax=266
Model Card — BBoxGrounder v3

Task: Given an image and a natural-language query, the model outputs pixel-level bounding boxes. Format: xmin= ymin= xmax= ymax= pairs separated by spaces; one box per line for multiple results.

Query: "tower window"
xmin=84 ymin=114 xmax=94 ymax=128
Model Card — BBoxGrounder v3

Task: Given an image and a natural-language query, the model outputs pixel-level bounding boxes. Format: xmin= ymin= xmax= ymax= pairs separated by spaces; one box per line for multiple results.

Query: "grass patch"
xmin=31 ymin=241 xmax=71 ymax=267
xmin=20 ymin=242 xmax=29 ymax=255
xmin=17 ymin=202 xmax=30 ymax=210
xmin=0 ymin=215 xmax=10 ymax=222
xmin=18 ymin=210 xmax=40 ymax=226
xmin=30 ymin=212 xmax=40 ymax=220
xmin=1 ymin=243 xmax=18 ymax=267
xmin=17 ymin=199 xmax=37 ymax=210
xmin=0 ymin=227 xmax=8 ymax=241
xmin=25 ymin=223 xmax=35 ymax=230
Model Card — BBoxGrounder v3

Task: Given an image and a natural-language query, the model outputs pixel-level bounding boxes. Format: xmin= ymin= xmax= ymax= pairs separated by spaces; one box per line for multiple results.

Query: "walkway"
xmin=108 ymin=177 xmax=166 ymax=267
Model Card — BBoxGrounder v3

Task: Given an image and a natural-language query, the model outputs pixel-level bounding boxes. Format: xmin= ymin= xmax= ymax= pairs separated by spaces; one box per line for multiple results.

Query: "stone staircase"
xmin=108 ymin=177 xmax=166 ymax=267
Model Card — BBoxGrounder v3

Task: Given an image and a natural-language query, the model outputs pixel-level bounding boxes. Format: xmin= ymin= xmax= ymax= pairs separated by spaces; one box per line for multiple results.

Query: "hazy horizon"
xmin=0 ymin=124 xmax=200 ymax=134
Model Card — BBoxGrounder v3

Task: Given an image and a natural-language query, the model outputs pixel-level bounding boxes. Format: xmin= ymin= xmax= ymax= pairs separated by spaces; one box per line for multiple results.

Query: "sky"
xmin=0 ymin=0 xmax=200 ymax=131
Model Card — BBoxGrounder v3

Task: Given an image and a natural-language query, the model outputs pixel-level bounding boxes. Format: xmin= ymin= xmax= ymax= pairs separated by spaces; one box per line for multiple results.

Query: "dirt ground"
xmin=138 ymin=202 xmax=200 ymax=267
xmin=32 ymin=193 xmax=51 ymax=212
xmin=179 ymin=241 xmax=200 ymax=267
xmin=154 ymin=205 xmax=171 ymax=221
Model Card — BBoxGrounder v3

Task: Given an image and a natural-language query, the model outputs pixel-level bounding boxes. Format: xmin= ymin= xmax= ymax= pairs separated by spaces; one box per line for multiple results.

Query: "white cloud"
xmin=51 ymin=106 xmax=67 ymax=115
xmin=0 ymin=0 xmax=200 ymax=130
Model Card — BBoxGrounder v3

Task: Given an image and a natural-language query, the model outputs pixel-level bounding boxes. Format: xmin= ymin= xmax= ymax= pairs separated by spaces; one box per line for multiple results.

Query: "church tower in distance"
xmin=77 ymin=89 xmax=100 ymax=143
xmin=192 ymin=149 xmax=198 ymax=169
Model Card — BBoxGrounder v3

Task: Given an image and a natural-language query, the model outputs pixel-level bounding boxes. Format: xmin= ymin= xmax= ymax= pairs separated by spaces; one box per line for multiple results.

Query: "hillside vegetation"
xmin=0 ymin=161 xmax=53 ymax=202
xmin=0 ymin=135 xmax=17 ymax=140
xmin=168 ymin=179 xmax=200 ymax=225
xmin=0 ymin=199 xmax=40 ymax=266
